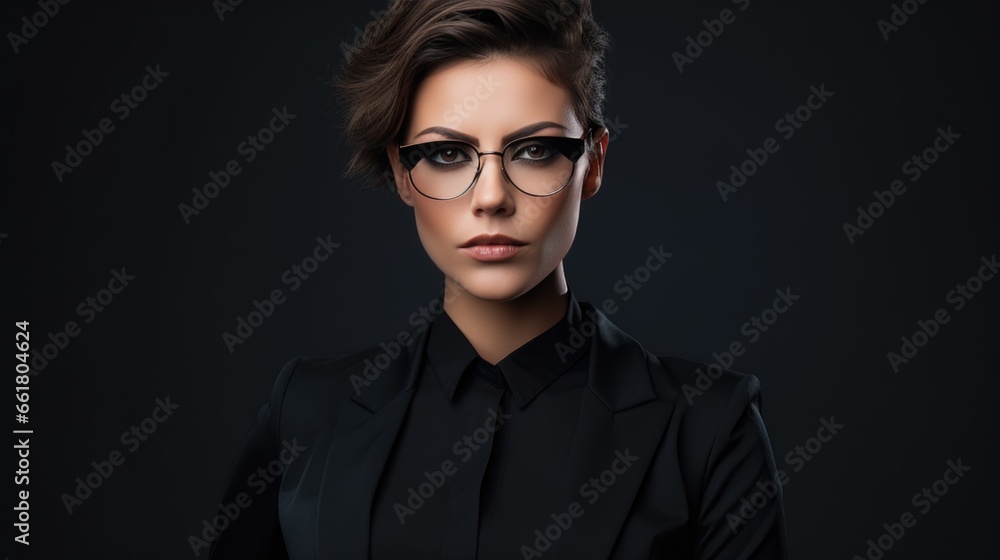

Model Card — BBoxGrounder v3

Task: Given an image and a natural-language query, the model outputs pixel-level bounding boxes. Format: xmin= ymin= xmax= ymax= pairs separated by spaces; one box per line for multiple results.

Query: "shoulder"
xmin=580 ymin=301 xmax=764 ymax=422
xmin=268 ymin=332 xmax=425 ymax=429
xmin=274 ymin=347 xmax=387 ymax=405
xmin=647 ymin=352 xmax=765 ymax=441
xmin=650 ymin=354 xmax=763 ymax=415
xmin=588 ymin=305 xmax=772 ymax=491
xmin=646 ymin=352 xmax=772 ymax=488
xmin=643 ymin=355 xmax=787 ymax=551
xmin=589 ymin=301 xmax=767 ymax=455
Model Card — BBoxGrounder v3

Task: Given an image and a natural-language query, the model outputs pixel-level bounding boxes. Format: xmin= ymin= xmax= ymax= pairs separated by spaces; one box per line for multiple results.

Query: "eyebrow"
xmin=412 ymin=121 xmax=568 ymax=146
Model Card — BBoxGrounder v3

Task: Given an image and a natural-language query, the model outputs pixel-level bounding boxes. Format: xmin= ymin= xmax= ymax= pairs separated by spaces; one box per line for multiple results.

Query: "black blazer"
xmin=209 ymin=301 xmax=787 ymax=559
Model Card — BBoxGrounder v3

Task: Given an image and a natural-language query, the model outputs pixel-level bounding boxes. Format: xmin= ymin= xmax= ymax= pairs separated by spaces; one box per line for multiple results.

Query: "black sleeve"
xmin=693 ymin=374 xmax=789 ymax=559
xmin=209 ymin=357 xmax=301 ymax=560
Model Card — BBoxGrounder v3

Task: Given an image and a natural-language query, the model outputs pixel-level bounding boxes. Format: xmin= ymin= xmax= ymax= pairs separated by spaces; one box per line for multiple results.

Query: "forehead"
xmin=407 ymin=56 xmax=579 ymax=138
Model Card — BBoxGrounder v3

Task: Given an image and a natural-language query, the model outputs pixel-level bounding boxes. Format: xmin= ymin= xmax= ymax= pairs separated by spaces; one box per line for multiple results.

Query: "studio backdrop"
xmin=4 ymin=0 xmax=998 ymax=558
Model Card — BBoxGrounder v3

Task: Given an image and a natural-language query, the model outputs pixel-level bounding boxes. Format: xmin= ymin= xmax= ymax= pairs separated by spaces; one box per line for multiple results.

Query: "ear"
xmin=581 ymin=127 xmax=609 ymax=201
xmin=386 ymin=144 xmax=415 ymax=207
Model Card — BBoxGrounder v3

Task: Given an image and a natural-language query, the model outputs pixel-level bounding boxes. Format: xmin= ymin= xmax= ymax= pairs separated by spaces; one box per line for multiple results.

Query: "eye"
xmin=427 ymin=144 xmax=473 ymax=165
xmin=511 ymin=141 xmax=554 ymax=161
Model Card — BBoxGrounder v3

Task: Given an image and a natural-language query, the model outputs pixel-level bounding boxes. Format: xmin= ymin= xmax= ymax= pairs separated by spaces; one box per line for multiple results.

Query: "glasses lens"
xmin=407 ymin=141 xmax=478 ymax=199
xmin=504 ymin=137 xmax=581 ymax=196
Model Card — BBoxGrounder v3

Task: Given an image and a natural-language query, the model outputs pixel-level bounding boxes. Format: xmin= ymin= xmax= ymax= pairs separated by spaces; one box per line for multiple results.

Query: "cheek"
xmin=531 ymin=162 xmax=588 ymax=248
xmin=527 ymin=194 xmax=580 ymax=261
xmin=412 ymin=201 xmax=459 ymax=259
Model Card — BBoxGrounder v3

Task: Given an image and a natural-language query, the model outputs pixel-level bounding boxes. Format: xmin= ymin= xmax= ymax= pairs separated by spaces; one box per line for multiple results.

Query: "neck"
xmin=442 ymin=264 xmax=569 ymax=365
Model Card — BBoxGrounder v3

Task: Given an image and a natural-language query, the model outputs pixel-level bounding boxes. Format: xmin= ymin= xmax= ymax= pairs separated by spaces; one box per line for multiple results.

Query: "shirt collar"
xmin=426 ymin=289 xmax=590 ymax=409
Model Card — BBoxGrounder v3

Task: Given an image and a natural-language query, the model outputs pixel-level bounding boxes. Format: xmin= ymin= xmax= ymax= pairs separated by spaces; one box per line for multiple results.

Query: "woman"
xmin=209 ymin=1 xmax=787 ymax=558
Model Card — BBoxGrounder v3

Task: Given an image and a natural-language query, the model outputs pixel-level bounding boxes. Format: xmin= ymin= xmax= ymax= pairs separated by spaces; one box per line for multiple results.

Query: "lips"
xmin=460 ymin=233 xmax=527 ymax=248
xmin=459 ymin=233 xmax=527 ymax=262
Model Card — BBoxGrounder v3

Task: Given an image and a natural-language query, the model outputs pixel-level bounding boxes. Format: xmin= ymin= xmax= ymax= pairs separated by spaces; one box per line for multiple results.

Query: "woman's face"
xmin=388 ymin=56 xmax=608 ymax=302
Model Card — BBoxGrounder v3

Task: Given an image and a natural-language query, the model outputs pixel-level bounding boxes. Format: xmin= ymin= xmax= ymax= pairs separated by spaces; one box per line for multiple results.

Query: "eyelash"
xmin=422 ymin=140 xmax=556 ymax=164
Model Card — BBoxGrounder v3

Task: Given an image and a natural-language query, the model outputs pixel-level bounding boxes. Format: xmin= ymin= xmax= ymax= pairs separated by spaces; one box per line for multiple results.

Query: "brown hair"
xmin=333 ymin=0 xmax=612 ymax=191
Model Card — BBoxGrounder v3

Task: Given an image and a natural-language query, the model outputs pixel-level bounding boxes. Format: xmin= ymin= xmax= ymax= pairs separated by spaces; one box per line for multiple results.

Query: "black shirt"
xmin=369 ymin=290 xmax=590 ymax=559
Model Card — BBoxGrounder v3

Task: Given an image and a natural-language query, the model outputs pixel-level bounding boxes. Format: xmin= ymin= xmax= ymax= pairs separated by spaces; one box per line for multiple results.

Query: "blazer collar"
xmin=315 ymin=298 xmax=671 ymax=559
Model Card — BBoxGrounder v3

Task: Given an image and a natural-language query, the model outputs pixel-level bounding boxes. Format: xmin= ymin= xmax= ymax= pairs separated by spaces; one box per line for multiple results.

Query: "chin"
xmin=447 ymin=266 xmax=539 ymax=302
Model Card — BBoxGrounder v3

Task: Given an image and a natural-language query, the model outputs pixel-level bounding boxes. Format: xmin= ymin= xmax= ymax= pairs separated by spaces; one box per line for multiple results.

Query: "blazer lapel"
xmin=548 ymin=304 xmax=674 ymax=560
xmin=314 ymin=323 xmax=431 ymax=559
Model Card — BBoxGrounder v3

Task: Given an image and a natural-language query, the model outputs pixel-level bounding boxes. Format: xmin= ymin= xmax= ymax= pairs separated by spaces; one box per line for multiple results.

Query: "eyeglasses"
xmin=397 ymin=129 xmax=593 ymax=200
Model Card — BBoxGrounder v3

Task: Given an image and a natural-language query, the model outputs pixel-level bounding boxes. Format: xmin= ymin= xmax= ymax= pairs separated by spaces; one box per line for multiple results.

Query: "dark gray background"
xmin=4 ymin=0 xmax=998 ymax=558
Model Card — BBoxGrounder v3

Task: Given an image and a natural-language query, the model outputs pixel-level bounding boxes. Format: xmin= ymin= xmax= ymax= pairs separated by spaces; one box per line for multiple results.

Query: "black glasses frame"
xmin=397 ymin=128 xmax=594 ymax=200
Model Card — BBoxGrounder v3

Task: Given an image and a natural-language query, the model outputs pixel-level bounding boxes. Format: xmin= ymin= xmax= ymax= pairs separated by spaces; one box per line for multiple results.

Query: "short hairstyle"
xmin=334 ymin=0 xmax=612 ymax=191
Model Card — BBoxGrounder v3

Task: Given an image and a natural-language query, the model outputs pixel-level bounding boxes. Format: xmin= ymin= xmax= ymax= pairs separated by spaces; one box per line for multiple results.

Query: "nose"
xmin=469 ymin=152 xmax=514 ymax=216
